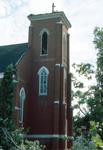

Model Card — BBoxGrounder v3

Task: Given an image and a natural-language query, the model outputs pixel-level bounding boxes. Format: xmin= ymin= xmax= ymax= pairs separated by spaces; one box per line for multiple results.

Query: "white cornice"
xmin=28 ymin=11 xmax=71 ymax=29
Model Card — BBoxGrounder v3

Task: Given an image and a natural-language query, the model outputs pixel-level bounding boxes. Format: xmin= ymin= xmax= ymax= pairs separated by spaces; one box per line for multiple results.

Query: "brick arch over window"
xmin=19 ymin=87 xmax=26 ymax=125
xmin=38 ymin=66 xmax=49 ymax=96
xmin=39 ymin=28 xmax=50 ymax=55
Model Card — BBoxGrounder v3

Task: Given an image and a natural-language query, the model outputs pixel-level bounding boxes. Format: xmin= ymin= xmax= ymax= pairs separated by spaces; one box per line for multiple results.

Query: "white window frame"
xmin=38 ymin=66 xmax=49 ymax=96
xmin=39 ymin=28 xmax=50 ymax=56
xmin=19 ymin=87 xmax=26 ymax=124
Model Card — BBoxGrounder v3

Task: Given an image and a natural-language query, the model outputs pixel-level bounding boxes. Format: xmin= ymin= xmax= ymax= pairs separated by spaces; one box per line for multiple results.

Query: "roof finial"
xmin=52 ymin=3 xmax=56 ymax=13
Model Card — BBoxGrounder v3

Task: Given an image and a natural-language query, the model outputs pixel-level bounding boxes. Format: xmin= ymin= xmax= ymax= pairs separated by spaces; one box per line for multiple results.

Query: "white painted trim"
xmin=56 ymin=21 xmax=63 ymax=24
xmin=39 ymin=28 xmax=50 ymax=36
xmin=40 ymin=29 xmax=49 ymax=56
xmin=55 ymin=64 xmax=64 ymax=67
xmin=19 ymin=87 xmax=26 ymax=100
xmin=55 ymin=64 xmax=60 ymax=67
xmin=38 ymin=66 xmax=49 ymax=96
xmin=24 ymin=134 xmax=68 ymax=139
xmin=15 ymin=106 xmax=20 ymax=110
xmin=38 ymin=66 xmax=49 ymax=75
xmin=40 ymin=54 xmax=48 ymax=56
xmin=19 ymin=87 xmax=26 ymax=124
xmin=63 ymin=101 xmax=66 ymax=105
xmin=16 ymin=52 xmax=27 ymax=65
xmin=54 ymin=101 xmax=59 ymax=104
xmin=28 ymin=11 xmax=71 ymax=28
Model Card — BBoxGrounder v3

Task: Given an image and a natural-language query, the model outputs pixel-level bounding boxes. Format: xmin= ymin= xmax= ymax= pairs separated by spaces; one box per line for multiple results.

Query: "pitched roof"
xmin=0 ymin=43 xmax=28 ymax=72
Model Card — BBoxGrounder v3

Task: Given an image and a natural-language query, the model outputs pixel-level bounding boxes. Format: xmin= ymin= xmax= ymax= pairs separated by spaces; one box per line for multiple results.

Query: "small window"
xmin=38 ymin=67 xmax=49 ymax=96
xmin=41 ymin=32 xmax=48 ymax=55
xmin=19 ymin=87 xmax=26 ymax=124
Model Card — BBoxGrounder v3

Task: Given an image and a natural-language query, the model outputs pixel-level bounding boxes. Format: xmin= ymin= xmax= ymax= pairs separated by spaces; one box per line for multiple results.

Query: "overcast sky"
xmin=0 ymin=0 xmax=103 ymax=66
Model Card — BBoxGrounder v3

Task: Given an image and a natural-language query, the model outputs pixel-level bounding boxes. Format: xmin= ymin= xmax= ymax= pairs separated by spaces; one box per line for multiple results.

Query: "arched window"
xmin=40 ymin=28 xmax=49 ymax=55
xmin=42 ymin=32 xmax=48 ymax=55
xmin=38 ymin=66 xmax=49 ymax=96
xmin=19 ymin=87 xmax=26 ymax=124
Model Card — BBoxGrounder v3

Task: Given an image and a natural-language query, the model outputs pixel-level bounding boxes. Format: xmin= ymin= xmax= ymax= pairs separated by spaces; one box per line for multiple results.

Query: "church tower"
xmin=23 ymin=11 xmax=72 ymax=150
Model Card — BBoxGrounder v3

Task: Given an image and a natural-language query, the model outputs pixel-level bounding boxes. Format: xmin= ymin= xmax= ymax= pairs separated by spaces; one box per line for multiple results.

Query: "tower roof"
xmin=28 ymin=11 xmax=71 ymax=29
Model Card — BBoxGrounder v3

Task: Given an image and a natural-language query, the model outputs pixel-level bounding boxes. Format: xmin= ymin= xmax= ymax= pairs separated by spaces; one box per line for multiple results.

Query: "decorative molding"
xmin=19 ymin=87 xmax=26 ymax=123
xmin=28 ymin=11 xmax=71 ymax=29
xmin=38 ymin=66 xmax=49 ymax=96
xmin=38 ymin=66 xmax=49 ymax=75
xmin=40 ymin=54 xmax=48 ymax=57
xmin=55 ymin=64 xmax=64 ymax=67
xmin=39 ymin=28 xmax=50 ymax=36
xmin=19 ymin=87 xmax=26 ymax=100
xmin=55 ymin=64 xmax=60 ymax=67
xmin=54 ymin=101 xmax=59 ymax=104
xmin=15 ymin=106 xmax=20 ymax=110
xmin=24 ymin=134 xmax=68 ymax=139
xmin=56 ymin=21 xmax=63 ymax=24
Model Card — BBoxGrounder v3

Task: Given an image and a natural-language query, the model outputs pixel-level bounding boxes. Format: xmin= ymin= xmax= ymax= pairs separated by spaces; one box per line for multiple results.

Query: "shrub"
xmin=72 ymin=136 xmax=96 ymax=150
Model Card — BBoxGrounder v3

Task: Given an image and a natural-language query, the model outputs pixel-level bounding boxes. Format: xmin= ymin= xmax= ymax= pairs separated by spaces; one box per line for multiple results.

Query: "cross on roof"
xmin=52 ymin=3 xmax=56 ymax=13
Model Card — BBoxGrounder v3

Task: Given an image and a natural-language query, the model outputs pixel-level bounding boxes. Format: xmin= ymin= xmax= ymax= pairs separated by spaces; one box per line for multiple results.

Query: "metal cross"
xmin=52 ymin=3 xmax=56 ymax=13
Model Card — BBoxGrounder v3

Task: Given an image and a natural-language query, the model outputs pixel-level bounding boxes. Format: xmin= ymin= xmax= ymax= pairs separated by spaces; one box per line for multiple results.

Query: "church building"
xmin=0 ymin=10 xmax=72 ymax=150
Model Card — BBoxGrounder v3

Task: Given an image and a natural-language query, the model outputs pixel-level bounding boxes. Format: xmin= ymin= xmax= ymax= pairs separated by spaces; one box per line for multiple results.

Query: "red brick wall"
xmin=15 ymin=14 xmax=72 ymax=149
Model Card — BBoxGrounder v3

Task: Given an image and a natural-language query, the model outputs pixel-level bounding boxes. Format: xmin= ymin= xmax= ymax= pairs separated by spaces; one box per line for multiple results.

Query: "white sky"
xmin=0 ymin=0 xmax=103 ymax=66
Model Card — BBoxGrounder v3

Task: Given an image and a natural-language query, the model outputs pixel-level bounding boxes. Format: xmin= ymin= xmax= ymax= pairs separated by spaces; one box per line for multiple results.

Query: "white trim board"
xmin=24 ymin=134 xmax=68 ymax=139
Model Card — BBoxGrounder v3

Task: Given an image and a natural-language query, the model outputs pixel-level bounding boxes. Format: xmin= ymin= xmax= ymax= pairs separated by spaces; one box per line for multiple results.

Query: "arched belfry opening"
xmin=42 ymin=32 xmax=48 ymax=55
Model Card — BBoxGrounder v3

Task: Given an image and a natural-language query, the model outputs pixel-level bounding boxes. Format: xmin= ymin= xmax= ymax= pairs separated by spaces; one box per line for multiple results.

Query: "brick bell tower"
xmin=26 ymin=11 xmax=72 ymax=150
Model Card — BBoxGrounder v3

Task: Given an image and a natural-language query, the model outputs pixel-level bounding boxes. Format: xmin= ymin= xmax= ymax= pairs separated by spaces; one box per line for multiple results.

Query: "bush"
xmin=72 ymin=136 xmax=96 ymax=150
xmin=0 ymin=127 xmax=45 ymax=150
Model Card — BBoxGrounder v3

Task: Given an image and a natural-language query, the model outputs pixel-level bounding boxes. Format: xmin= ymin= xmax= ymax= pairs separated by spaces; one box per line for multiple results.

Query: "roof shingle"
xmin=0 ymin=43 xmax=28 ymax=72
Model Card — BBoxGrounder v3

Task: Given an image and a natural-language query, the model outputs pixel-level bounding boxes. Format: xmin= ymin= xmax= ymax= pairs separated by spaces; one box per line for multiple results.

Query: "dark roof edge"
xmin=0 ymin=42 xmax=28 ymax=47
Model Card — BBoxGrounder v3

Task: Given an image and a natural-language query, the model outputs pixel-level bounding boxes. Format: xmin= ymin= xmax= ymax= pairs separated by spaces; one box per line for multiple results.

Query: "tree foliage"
xmin=0 ymin=64 xmax=14 ymax=130
xmin=93 ymin=27 xmax=103 ymax=140
xmin=94 ymin=27 xmax=103 ymax=86
xmin=72 ymin=135 xmax=96 ymax=150
xmin=73 ymin=27 xmax=103 ymax=143
xmin=0 ymin=65 xmax=44 ymax=150
xmin=0 ymin=64 xmax=15 ymax=149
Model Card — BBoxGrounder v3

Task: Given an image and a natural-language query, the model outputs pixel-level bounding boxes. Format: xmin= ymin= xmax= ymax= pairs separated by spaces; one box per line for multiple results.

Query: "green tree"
xmin=0 ymin=64 xmax=14 ymax=129
xmin=72 ymin=63 xmax=94 ymax=134
xmin=0 ymin=64 xmax=15 ymax=149
xmin=0 ymin=64 xmax=44 ymax=149
xmin=73 ymin=27 xmax=103 ymax=142
xmin=93 ymin=27 xmax=103 ymax=141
